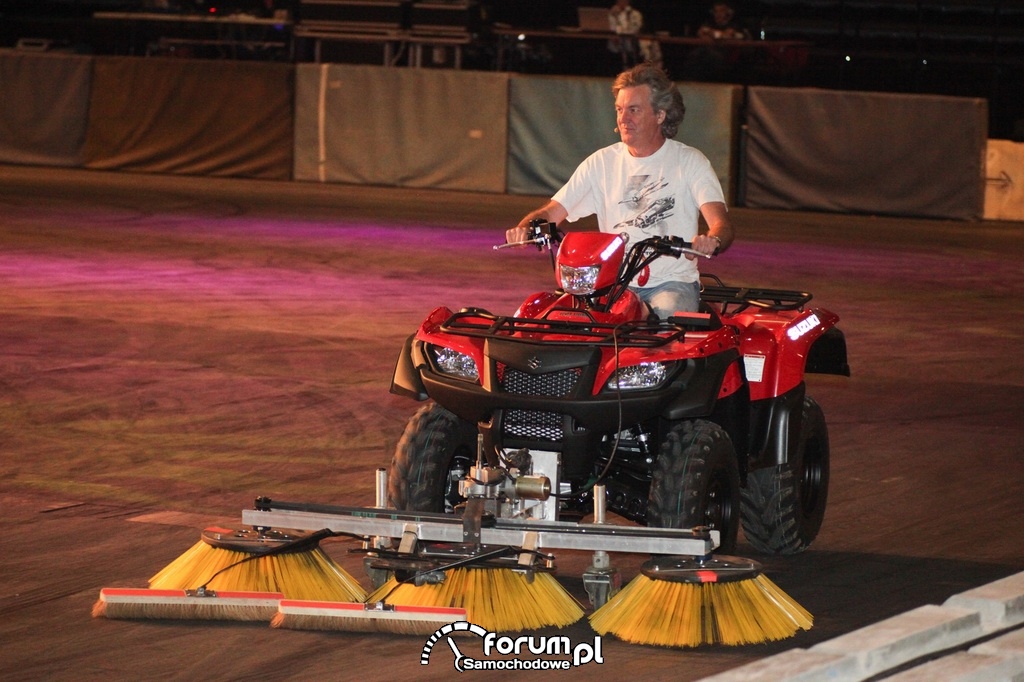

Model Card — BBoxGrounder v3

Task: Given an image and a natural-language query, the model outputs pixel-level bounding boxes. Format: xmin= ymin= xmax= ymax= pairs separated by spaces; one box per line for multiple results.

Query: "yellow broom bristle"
xmin=589 ymin=573 xmax=813 ymax=647
xmin=365 ymin=568 xmax=583 ymax=633
xmin=148 ymin=540 xmax=367 ymax=603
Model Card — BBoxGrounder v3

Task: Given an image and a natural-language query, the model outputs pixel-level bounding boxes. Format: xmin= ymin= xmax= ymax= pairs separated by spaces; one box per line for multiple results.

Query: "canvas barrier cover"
xmin=0 ymin=51 xmax=93 ymax=167
xmin=83 ymin=57 xmax=294 ymax=179
xmin=293 ymin=64 xmax=509 ymax=192
xmin=743 ymin=86 xmax=987 ymax=220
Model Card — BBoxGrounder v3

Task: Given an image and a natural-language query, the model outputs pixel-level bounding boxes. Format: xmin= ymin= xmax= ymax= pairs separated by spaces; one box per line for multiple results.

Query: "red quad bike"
xmin=389 ymin=222 xmax=849 ymax=555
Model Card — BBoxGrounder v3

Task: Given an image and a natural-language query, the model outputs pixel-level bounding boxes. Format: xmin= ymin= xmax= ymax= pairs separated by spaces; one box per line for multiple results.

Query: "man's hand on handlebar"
xmin=505 ymin=225 xmax=531 ymax=245
xmin=502 ymin=221 xmax=563 ymax=251
xmin=688 ymin=233 xmax=723 ymax=259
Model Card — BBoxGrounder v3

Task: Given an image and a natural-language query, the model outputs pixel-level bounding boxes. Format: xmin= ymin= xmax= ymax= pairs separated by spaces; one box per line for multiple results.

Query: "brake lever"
xmin=493 ymin=237 xmax=550 ymax=251
xmin=676 ymin=246 xmax=713 ymax=259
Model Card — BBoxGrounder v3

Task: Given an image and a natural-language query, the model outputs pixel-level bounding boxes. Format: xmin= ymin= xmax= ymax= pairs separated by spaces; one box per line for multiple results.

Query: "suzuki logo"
xmin=527 ymin=356 xmax=543 ymax=370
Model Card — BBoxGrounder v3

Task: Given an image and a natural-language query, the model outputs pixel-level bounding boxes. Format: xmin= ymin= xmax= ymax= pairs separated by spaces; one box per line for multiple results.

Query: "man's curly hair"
xmin=612 ymin=62 xmax=686 ymax=139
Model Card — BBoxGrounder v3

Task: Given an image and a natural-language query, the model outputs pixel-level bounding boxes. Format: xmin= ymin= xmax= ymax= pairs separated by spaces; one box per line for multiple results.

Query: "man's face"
xmin=615 ymin=85 xmax=665 ymax=156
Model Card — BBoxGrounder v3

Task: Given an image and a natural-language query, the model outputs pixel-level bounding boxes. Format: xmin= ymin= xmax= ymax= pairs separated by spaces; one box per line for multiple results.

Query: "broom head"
xmin=148 ymin=526 xmax=367 ymax=603
xmin=589 ymin=555 xmax=813 ymax=647
xmin=92 ymin=587 xmax=283 ymax=621
xmin=272 ymin=599 xmax=467 ymax=636
xmin=365 ymin=566 xmax=584 ymax=633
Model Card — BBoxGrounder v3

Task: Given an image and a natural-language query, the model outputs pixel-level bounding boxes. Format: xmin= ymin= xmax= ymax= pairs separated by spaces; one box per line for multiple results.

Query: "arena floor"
xmin=1 ymin=164 xmax=1022 ymax=680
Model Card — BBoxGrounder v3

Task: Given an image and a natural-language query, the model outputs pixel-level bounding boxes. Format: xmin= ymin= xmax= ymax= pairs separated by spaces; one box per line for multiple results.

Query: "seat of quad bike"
xmin=665 ymin=306 xmax=723 ymax=331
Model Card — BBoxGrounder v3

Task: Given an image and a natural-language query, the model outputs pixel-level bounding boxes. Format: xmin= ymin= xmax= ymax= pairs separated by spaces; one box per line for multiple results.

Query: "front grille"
xmin=498 ymin=365 xmax=581 ymax=397
xmin=504 ymin=409 xmax=563 ymax=441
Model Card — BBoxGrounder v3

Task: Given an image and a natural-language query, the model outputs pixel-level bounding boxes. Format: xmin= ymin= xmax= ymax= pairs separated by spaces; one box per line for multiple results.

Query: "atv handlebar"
xmin=494 ymin=236 xmax=554 ymax=251
xmin=650 ymin=235 xmax=714 ymax=260
xmin=497 ymin=226 xmax=713 ymax=258
xmin=495 ymin=220 xmax=564 ymax=251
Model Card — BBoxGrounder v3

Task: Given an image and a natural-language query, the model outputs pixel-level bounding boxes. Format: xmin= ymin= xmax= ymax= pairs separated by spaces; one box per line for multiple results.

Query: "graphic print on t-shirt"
xmin=614 ymin=175 xmax=675 ymax=232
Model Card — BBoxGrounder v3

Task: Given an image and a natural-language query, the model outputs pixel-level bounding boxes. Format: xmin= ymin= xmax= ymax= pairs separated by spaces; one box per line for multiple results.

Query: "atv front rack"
xmin=439 ymin=309 xmax=696 ymax=347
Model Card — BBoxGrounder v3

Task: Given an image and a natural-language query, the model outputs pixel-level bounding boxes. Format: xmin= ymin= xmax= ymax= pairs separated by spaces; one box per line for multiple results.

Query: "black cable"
xmin=196 ymin=527 xmax=362 ymax=591
xmin=372 ymin=544 xmax=549 ymax=604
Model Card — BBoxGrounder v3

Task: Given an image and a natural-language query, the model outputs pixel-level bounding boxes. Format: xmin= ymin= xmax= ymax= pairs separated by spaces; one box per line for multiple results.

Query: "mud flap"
xmin=390 ymin=335 xmax=428 ymax=401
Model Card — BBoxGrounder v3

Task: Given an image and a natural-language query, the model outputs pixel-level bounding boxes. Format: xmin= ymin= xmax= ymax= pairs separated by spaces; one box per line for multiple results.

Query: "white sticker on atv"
xmin=743 ymin=355 xmax=766 ymax=382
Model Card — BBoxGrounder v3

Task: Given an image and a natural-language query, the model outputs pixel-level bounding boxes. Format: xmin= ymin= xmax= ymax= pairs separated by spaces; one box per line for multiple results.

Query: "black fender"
xmin=709 ymin=379 xmax=752 ymax=481
xmin=390 ymin=334 xmax=428 ymax=401
xmin=749 ymin=382 xmax=806 ymax=469
xmin=661 ymin=348 xmax=740 ymax=421
xmin=807 ymin=326 xmax=851 ymax=377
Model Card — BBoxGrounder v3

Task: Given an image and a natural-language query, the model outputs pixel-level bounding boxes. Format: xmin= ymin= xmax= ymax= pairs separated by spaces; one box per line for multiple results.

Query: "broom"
xmin=272 ymin=600 xmax=469 ymax=636
xmin=93 ymin=587 xmax=284 ymax=621
xmin=363 ymin=566 xmax=585 ymax=633
xmin=93 ymin=526 xmax=366 ymax=621
xmin=588 ymin=555 xmax=812 ymax=647
xmin=272 ymin=542 xmax=584 ymax=634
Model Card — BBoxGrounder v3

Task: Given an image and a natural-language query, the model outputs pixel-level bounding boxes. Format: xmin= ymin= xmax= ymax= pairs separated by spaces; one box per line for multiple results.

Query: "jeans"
xmin=631 ymin=280 xmax=701 ymax=319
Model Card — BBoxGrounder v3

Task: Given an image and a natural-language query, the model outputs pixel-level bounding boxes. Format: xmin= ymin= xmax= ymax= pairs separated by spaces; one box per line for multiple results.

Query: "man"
xmin=607 ymin=0 xmax=663 ymax=70
xmin=506 ymin=63 xmax=734 ymax=317
xmin=697 ymin=1 xmax=752 ymax=41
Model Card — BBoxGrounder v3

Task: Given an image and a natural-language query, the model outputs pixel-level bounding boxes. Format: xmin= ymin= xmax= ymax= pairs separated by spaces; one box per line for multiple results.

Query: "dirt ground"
xmin=1 ymin=164 xmax=1022 ymax=681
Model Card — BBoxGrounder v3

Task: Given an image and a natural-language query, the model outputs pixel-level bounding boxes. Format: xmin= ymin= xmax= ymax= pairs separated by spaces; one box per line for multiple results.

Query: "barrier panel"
xmin=743 ymin=86 xmax=987 ymax=220
xmin=984 ymin=140 xmax=1024 ymax=221
xmin=0 ymin=50 xmax=93 ymax=167
xmin=293 ymin=63 xmax=509 ymax=192
xmin=83 ymin=57 xmax=294 ymax=179
xmin=0 ymin=52 xmax=1001 ymax=222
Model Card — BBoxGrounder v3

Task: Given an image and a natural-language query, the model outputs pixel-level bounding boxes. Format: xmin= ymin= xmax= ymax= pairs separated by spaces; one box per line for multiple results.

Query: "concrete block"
xmin=811 ymin=604 xmax=984 ymax=678
xmin=883 ymin=651 xmax=1024 ymax=681
xmin=696 ymin=648 xmax=859 ymax=682
xmin=945 ymin=571 xmax=1024 ymax=630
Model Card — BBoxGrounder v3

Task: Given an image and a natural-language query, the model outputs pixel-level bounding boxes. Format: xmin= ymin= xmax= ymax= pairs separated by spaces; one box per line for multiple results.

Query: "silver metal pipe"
xmin=593 ymin=483 xmax=607 ymax=524
xmin=375 ymin=468 xmax=388 ymax=509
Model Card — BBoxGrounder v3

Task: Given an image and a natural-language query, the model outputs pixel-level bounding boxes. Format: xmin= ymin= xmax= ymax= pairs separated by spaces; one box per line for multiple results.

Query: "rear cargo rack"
xmin=701 ymin=283 xmax=813 ymax=313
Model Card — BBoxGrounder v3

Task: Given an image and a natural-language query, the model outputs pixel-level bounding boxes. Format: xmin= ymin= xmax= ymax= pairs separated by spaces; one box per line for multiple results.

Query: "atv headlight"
xmin=429 ymin=346 xmax=479 ymax=381
xmin=606 ymin=362 xmax=671 ymax=391
xmin=559 ymin=264 xmax=601 ymax=295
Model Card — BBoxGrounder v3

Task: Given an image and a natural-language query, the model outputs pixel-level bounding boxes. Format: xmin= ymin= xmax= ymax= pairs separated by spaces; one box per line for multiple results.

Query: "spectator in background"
xmin=697 ymin=1 xmax=752 ymax=41
xmin=608 ymin=0 xmax=663 ymax=69
xmin=686 ymin=1 xmax=752 ymax=80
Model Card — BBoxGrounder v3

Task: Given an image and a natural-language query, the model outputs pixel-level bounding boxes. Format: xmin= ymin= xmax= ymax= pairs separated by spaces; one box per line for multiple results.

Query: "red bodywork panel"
xmin=728 ymin=308 xmax=841 ymax=400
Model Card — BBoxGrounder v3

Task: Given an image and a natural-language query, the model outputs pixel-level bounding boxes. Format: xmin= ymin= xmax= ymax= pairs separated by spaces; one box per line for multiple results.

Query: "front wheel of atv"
xmin=647 ymin=420 xmax=741 ymax=554
xmin=741 ymin=395 xmax=830 ymax=555
xmin=388 ymin=403 xmax=478 ymax=513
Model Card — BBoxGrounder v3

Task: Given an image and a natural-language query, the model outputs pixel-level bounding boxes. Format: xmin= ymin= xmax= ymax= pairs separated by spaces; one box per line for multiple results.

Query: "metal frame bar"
xmin=241 ymin=501 xmax=718 ymax=556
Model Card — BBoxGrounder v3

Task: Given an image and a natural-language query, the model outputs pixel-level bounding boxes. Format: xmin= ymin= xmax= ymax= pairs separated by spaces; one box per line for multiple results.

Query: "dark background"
xmin=1 ymin=0 xmax=1022 ymax=139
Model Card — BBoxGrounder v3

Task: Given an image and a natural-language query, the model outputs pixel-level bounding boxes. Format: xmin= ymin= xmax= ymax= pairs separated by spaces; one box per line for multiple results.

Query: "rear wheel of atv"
xmin=388 ymin=403 xmax=478 ymax=513
xmin=647 ymin=420 xmax=741 ymax=554
xmin=741 ymin=395 xmax=830 ymax=555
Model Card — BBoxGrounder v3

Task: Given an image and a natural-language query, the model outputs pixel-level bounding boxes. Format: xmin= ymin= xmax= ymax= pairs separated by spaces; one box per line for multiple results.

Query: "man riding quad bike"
xmin=388 ymin=223 xmax=849 ymax=555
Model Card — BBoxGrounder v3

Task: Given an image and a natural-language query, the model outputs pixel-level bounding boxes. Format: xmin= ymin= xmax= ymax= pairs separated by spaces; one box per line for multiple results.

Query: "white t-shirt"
xmin=552 ymin=139 xmax=725 ymax=286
